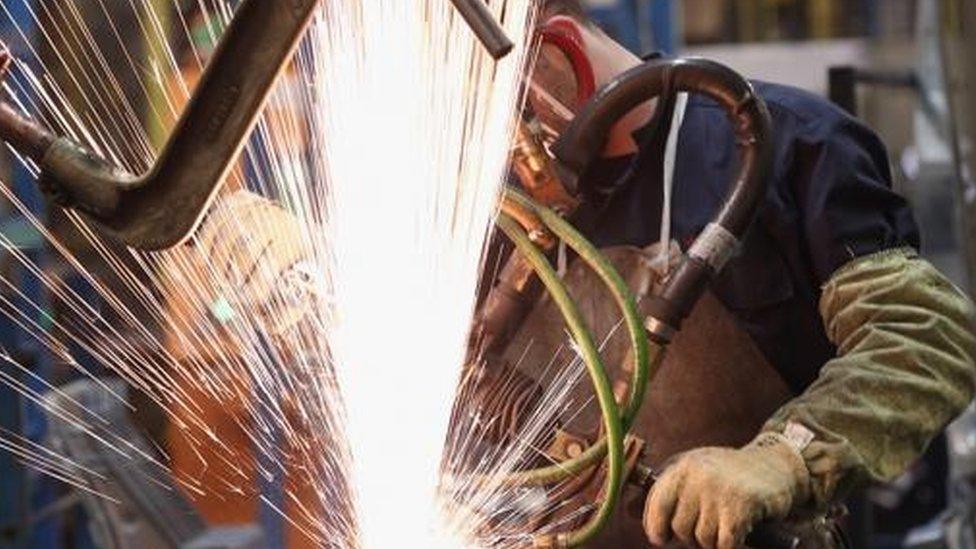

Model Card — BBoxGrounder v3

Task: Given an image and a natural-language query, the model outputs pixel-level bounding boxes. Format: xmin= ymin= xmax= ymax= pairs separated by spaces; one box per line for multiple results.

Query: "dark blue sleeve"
xmin=669 ymin=84 xmax=921 ymax=390
xmin=767 ymin=90 xmax=921 ymax=285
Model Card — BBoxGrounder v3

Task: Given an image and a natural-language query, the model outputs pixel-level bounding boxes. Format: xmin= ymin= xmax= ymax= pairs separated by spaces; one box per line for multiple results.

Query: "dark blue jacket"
xmin=575 ymin=81 xmax=921 ymax=394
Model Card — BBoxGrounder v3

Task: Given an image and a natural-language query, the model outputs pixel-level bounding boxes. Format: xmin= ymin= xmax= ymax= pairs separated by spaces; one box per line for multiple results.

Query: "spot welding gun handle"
xmin=745 ymin=523 xmax=801 ymax=549
xmin=637 ymin=471 xmax=800 ymax=549
xmin=554 ymin=58 xmax=773 ymax=335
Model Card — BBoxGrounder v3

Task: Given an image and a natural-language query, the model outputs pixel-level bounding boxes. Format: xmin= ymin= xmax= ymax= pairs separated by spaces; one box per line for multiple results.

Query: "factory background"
xmin=1 ymin=0 xmax=974 ymax=548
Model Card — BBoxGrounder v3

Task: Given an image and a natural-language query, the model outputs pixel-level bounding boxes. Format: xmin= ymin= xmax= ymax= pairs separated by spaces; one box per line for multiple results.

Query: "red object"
xmin=539 ymin=16 xmax=596 ymax=107
xmin=0 ymin=43 xmax=12 ymax=81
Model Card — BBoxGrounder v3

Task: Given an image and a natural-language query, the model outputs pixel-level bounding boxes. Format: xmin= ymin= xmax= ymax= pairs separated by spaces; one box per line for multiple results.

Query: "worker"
xmin=165 ymin=2 xmax=976 ymax=548
xmin=158 ymin=5 xmax=327 ymax=547
xmin=523 ymin=1 xmax=976 ymax=547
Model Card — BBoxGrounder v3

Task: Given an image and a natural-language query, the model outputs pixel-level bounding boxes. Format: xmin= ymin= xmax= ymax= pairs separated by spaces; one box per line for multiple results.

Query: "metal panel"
xmin=0 ymin=1 xmax=55 ymax=547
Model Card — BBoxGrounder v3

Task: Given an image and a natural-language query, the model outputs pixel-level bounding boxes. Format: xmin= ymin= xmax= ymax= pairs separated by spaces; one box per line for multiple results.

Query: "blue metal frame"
xmin=0 ymin=1 xmax=57 ymax=547
xmin=648 ymin=0 xmax=680 ymax=55
xmin=584 ymin=0 xmax=681 ymax=55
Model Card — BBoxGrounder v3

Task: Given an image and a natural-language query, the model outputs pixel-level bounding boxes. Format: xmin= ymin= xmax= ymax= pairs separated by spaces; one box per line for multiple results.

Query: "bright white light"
xmin=0 ymin=1 xmax=542 ymax=545
xmin=312 ymin=2 xmax=534 ymax=546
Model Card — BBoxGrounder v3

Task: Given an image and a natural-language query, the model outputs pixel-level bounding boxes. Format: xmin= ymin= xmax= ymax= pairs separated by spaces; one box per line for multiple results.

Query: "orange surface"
xmin=165 ymin=380 xmax=323 ymax=549
xmin=159 ymin=23 xmax=322 ymax=546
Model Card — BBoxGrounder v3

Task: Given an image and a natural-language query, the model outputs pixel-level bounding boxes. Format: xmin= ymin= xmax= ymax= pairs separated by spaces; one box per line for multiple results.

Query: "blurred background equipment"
xmin=1 ymin=2 xmax=59 ymax=547
xmin=45 ymin=379 xmax=265 ymax=549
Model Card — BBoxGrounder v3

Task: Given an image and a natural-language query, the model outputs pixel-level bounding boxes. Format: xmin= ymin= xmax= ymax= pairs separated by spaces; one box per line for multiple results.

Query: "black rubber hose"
xmin=552 ymin=57 xmax=773 ymax=330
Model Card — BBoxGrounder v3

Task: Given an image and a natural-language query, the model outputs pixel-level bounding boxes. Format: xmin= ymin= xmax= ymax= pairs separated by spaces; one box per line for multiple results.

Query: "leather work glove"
xmin=644 ymin=432 xmax=810 ymax=548
xmin=194 ymin=190 xmax=315 ymax=334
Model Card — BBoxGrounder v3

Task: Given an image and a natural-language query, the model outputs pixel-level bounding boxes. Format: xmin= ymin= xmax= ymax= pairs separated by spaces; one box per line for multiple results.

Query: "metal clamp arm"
xmin=0 ymin=0 xmax=320 ymax=250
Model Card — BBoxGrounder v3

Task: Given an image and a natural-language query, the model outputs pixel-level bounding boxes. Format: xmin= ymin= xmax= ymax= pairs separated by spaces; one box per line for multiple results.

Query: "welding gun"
xmin=629 ymin=464 xmax=824 ymax=549
xmin=475 ymin=57 xmax=778 ymax=547
xmin=0 ymin=0 xmax=510 ymax=251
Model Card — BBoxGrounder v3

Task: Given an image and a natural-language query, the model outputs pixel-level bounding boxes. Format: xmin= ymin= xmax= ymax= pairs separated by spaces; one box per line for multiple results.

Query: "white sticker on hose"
xmin=689 ymin=223 xmax=739 ymax=272
xmin=657 ymin=92 xmax=689 ymax=276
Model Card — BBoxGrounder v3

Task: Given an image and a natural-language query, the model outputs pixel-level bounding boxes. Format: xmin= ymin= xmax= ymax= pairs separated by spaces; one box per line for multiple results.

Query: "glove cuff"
xmin=749 ymin=430 xmax=813 ymax=506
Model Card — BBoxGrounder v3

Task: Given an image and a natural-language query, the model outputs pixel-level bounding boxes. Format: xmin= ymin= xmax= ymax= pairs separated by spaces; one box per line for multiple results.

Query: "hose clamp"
xmin=644 ymin=315 xmax=676 ymax=344
xmin=688 ymin=223 xmax=739 ymax=272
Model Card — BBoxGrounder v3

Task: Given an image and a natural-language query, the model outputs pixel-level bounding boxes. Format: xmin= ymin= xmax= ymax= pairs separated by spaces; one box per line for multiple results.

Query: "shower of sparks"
xmin=309 ymin=1 xmax=535 ymax=546
xmin=0 ymin=1 xmax=618 ymax=547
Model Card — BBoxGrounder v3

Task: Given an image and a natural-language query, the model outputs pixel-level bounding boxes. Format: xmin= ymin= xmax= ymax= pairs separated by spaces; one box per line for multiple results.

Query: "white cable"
xmin=657 ymin=92 xmax=689 ymax=276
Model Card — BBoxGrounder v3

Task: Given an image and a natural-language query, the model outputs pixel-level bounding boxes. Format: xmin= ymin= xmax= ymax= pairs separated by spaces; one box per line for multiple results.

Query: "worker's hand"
xmin=195 ymin=190 xmax=313 ymax=333
xmin=644 ymin=432 xmax=810 ymax=549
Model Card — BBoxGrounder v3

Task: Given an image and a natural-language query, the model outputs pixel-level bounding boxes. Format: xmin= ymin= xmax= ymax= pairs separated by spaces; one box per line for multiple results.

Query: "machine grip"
xmin=746 ymin=523 xmax=801 ymax=549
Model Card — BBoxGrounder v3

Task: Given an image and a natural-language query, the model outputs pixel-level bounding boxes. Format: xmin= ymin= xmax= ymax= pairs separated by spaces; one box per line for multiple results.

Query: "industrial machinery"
xmin=45 ymin=379 xmax=266 ymax=549
xmin=464 ymin=55 xmax=831 ymax=548
xmin=0 ymin=0 xmax=820 ymax=546
xmin=903 ymin=0 xmax=976 ymax=547
xmin=0 ymin=0 xmax=510 ymax=251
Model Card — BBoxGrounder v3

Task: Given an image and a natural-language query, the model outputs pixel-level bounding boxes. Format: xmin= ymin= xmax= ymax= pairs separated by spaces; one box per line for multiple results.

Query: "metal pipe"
xmin=448 ymin=0 xmax=513 ymax=60
xmin=552 ymin=57 xmax=773 ymax=334
xmin=0 ymin=0 xmax=321 ymax=250
xmin=0 ymin=48 xmax=53 ymax=159
xmin=0 ymin=102 xmax=54 ymax=161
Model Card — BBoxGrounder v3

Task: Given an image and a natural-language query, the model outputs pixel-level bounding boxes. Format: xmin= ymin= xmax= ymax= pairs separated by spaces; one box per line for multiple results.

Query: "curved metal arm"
xmin=0 ymin=0 xmax=511 ymax=251
xmin=0 ymin=0 xmax=320 ymax=250
xmin=69 ymin=0 xmax=319 ymax=250
xmin=552 ymin=57 xmax=773 ymax=336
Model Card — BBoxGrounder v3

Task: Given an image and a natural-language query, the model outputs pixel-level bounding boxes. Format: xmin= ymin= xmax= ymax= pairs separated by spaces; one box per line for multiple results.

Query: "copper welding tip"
xmin=0 ymin=44 xmax=12 ymax=80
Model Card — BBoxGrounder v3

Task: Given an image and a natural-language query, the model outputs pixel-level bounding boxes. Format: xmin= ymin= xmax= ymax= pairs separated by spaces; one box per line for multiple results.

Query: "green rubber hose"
xmin=508 ymin=189 xmax=653 ymax=429
xmin=496 ymin=213 xmax=624 ymax=547
xmin=500 ymin=189 xmax=662 ymax=489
